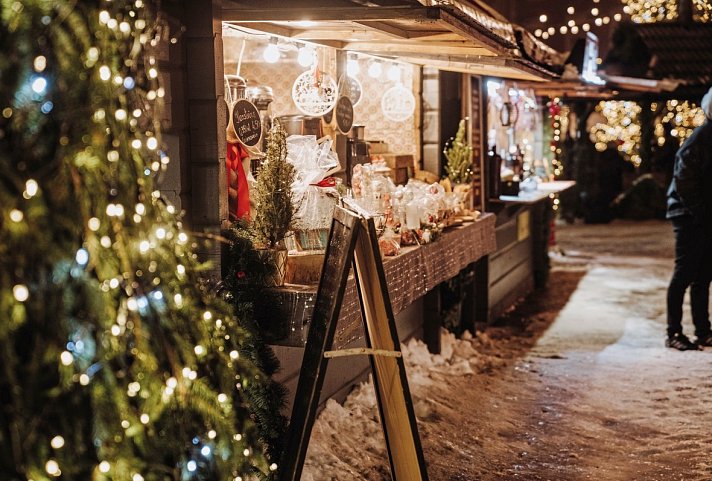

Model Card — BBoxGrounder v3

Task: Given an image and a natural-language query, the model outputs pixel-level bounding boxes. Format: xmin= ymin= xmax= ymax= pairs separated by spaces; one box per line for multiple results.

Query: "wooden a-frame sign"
xmin=279 ymin=205 xmax=429 ymax=481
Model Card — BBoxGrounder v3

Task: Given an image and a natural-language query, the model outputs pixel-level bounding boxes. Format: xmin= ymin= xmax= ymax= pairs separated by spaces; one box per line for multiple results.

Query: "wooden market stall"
xmin=157 ymin=0 xmax=563 ymax=410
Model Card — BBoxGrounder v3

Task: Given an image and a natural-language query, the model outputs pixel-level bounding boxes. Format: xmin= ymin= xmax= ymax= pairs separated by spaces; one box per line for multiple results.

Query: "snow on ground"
xmin=302 ymin=220 xmax=712 ymax=481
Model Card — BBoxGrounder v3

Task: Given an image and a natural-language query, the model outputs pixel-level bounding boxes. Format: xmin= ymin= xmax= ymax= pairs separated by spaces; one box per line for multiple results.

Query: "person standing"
xmin=665 ymin=87 xmax=712 ymax=350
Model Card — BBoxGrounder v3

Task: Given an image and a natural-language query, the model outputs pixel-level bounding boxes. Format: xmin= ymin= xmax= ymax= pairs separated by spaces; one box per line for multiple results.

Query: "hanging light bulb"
xmin=347 ymin=55 xmax=360 ymax=77
xmin=387 ymin=64 xmax=401 ymax=82
xmin=297 ymin=44 xmax=315 ymax=68
xmin=368 ymin=60 xmax=382 ymax=78
xmin=263 ymin=38 xmax=280 ymax=64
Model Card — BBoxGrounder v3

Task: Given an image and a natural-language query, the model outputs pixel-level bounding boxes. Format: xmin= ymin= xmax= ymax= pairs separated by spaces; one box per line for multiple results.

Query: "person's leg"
xmin=690 ymin=281 xmax=711 ymax=338
xmin=691 ymin=230 xmax=712 ymax=340
xmin=667 ymin=217 xmax=701 ymax=337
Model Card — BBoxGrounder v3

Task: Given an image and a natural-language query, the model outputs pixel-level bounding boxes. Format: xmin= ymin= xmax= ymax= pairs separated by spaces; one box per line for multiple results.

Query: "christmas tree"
xmin=443 ymin=119 xmax=474 ymax=184
xmin=252 ymin=124 xmax=295 ymax=250
xmin=0 ymin=1 xmax=274 ymax=480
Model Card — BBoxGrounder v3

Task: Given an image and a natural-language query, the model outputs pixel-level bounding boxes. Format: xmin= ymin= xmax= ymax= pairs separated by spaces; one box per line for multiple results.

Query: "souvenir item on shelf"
xmin=286 ymin=134 xmax=341 ymax=251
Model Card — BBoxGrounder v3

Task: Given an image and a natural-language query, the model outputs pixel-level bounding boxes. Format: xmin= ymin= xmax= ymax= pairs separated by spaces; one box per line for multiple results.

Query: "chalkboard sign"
xmin=339 ymin=74 xmax=363 ymax=107
xmin=335 ymin=96 xmax=354 ymax=134
xmin=279 ymin=206 xmax=429 ymax=481
xmin=279 ymin=206 xmax=361 ymax=481
xmin=232 ymin=98 xmax=262 ymax=147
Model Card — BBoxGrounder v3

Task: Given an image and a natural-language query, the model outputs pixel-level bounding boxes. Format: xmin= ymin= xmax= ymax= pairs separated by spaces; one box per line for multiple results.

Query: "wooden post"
xmin=423 ymin=288 xmax=442 ymax=354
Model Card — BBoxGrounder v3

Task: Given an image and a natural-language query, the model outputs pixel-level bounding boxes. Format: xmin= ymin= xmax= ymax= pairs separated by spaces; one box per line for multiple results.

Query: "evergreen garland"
xmin=443 ymin=119 xmax=474 ymax=184
xmin=222 ymin=222 xmax=288 ymax=466
xmin=252 ymin=123 xmax=295 ymax=249
xmin=0 ymin=1 xmax=273 ymax=480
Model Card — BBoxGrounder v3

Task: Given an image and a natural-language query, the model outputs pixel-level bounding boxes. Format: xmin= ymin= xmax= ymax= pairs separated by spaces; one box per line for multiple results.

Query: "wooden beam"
xmin=438 ymin=7 xmax=515 ymax=57
xmin=222 ymin=6 xmax=439 ymax=23
xmin=343 ymin=41 xmax=496 ymax=57
xmin=354 ymin=20 xmax=412 ymax=39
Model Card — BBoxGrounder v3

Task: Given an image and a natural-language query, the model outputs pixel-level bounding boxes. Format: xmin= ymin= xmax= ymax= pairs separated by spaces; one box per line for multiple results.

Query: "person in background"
xmin=665 ymin=86 xmax=712 ymax=350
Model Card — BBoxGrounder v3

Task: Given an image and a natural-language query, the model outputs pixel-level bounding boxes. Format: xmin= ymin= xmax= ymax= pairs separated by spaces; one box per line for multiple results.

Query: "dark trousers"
xmin=667 ymin=216 xmax=712 ymax=337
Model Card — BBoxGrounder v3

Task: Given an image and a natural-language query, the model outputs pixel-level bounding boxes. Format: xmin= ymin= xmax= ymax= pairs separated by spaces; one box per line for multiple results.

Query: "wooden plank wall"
xmin=487 ymin=203 xmax=535 ymax=322
xmin=159 ymin=1 xmax=226 ymax=278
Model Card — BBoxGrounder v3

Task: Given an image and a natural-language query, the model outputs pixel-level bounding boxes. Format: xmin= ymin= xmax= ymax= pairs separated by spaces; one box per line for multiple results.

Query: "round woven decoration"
xmin=381 ymin=84 xmax=416 ymax=122
xmin=292 ymin=70 xmax=338 ymax=117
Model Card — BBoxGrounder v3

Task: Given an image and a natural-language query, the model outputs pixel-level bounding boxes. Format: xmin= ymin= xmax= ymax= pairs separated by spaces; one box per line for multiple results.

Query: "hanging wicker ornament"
xmin=292 ymin=68 xmax=338 ymax=117
xmin=381 ymin=84 xmax=416 ymax=122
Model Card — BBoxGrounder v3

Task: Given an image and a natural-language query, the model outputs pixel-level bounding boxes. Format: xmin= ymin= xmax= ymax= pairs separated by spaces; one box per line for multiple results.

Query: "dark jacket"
xmin=666 ymin=120 xmax=712 ymax=222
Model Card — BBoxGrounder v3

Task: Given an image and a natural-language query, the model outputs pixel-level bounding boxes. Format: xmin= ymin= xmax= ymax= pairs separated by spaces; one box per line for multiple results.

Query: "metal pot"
xmin=276 ymin=115 xmax=323 ymax=137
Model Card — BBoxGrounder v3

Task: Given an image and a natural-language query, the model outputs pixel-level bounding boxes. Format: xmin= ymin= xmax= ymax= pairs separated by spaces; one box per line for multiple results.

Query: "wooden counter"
xmin=254 ymin=213 xmax=497 ymax=347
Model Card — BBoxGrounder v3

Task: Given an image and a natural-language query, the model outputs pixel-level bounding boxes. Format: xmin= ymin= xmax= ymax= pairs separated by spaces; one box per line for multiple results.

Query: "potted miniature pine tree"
xmin=252 ymin=122 xmax=296 ymax=286
xmin=443 ymin=118 xmax=474 ymax=209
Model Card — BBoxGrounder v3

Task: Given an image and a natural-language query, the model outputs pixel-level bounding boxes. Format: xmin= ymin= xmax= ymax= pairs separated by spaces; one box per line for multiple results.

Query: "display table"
xmin=487 ymin=180 xmax=576 ymax=321
xmin=254 ymin=213 xmax=497 ymax=347
xmin=499 ymin=180 xmax=576 ymax=204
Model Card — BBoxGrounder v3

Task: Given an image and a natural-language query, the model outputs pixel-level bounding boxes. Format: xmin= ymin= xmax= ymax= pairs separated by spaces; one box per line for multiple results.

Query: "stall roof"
xmin=222 ymin=0 xmax=560 ymax=81
xmin=602 ymin=20 xmax=712 ymax=98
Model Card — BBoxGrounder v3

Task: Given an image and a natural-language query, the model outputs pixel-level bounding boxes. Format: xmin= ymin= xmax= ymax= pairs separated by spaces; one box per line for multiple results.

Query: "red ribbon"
xmin=227 ymin=141 xmax=251 ymax=220
xmin=311 ymin=177 xmax=337 ymax=188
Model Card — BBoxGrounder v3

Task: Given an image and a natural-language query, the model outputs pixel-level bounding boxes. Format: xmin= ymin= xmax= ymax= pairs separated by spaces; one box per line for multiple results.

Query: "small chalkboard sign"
xmin=339 ymin=74 xmax=363 ymax=107
xmin=335 ymin=96 xmax=354 ymax=134
xmin=232 ymin=98 xmax=262 ymax=147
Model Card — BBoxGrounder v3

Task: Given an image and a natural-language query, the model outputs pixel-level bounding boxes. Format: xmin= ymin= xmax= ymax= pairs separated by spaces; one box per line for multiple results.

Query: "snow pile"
xmin=301 ymin=330 xmax=500 ymax=480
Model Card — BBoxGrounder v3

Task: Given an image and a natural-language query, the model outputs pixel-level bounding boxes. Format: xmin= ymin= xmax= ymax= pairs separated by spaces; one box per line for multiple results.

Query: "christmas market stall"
xmin=153 ymin=1 xmax=563 ymax=431
xmin=210 ymin=0 xmax=563 ymax=410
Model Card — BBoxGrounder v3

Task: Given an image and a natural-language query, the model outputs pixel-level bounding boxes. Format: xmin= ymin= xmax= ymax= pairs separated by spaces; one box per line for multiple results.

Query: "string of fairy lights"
xmin=534 ymin=0 xmax=710 ymax=41
xmin=533 ymin=0 xmax=625 ymax=40
xmin=623 ymin=0 xmax=712 ymax=23
xmin=590 ymin=101 xmax=706 ymax=166
xmin=4 ymin=1 xmax=275 ymax=479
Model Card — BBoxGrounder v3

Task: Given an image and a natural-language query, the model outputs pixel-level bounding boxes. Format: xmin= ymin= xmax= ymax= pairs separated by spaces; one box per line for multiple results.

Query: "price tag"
xmin=335 ymin=96 xmax=354 ymax=134
xmin=232 ymin=99 xmax=262 ymax=147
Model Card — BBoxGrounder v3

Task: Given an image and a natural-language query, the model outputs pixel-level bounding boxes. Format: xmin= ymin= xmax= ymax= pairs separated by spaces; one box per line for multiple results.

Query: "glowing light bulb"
xmin=46 ymin=460 xmax=60 ymax=476
xmin=387 ymin=64 xmax=401 ymax=82
xmin=10 ymin=209 xmax=23 ymax=222
xmin=263 ymin=41 xmax=280 ymax=64
xmin=539 ymin=14 xmax=548 ymax=22
xmin=368 ymin=61 xmax=382 ymax=78
xmin=25 ymin=179 xmax=39 ymax=197
xmin=297 ymin=45 xmax=315 ymax=67
xmin=13 ymin=284 xmax=29 ymax=302
xmin=51 ymin=436 xmax=65 ymax=449
xmin=347 ymin=58 xmax=359 ymax=77
xmin=31 ymin=76 xmax=47 ymax=95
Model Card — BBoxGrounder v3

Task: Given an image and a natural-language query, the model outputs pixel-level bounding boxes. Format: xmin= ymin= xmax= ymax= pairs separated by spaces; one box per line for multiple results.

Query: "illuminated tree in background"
xmin=622 ymin=0 xmax=711 ymax=22
xmin=0 ymin=1 xmax=275 ymax=480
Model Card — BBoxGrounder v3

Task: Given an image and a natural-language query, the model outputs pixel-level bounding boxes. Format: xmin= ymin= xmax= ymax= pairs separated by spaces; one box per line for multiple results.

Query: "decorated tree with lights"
xmin=0 ymin=1 xmax=275 ymax=480
xmin=443 ymin=119 xmax=473 ymax=185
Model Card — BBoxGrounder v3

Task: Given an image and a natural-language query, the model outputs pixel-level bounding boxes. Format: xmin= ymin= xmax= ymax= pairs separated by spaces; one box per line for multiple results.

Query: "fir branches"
xmin=0 ymin=1 xmax=272 ymax=479
xmin=252 ymin=123 xmax=296 ymax=249
xmin=444 ymin=119 xmax=474 ymax=184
